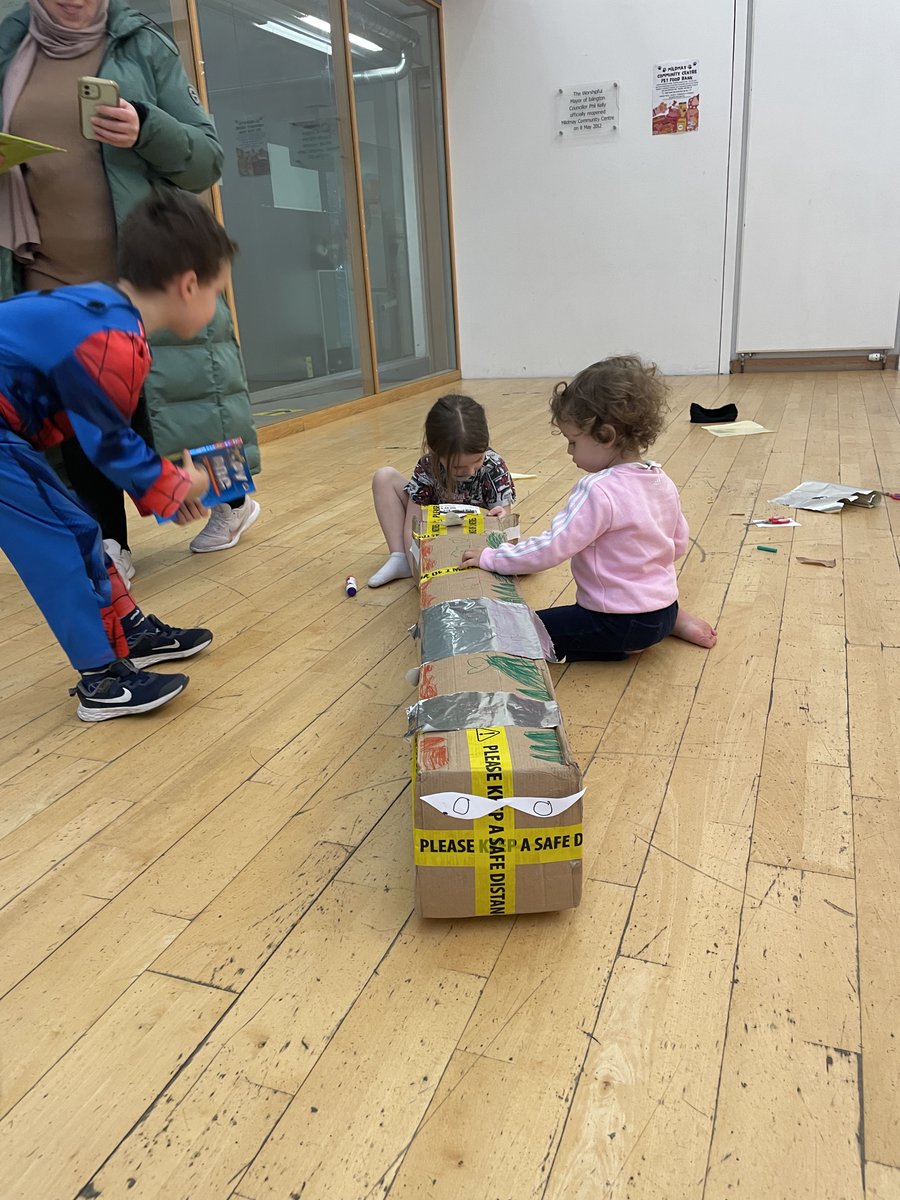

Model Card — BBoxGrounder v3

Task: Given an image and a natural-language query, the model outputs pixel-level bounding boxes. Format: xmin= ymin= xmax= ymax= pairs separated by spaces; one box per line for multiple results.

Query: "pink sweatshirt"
xmin=479 ymin=462 xmax=689 ymax=614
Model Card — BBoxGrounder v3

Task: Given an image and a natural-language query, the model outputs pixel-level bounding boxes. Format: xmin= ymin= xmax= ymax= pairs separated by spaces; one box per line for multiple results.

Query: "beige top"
xmin=9 ymin=44 xmax=119 ymax=290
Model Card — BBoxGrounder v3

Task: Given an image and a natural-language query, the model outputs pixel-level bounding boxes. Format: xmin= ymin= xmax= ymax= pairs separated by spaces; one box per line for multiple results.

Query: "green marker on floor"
xmin=756 ymin=544 xmax=778 ymax=553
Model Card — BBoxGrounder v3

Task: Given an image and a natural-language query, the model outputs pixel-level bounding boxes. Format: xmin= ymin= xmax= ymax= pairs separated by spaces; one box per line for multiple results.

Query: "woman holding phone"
xmin=0 ymin=0 xmax=261 ymax=576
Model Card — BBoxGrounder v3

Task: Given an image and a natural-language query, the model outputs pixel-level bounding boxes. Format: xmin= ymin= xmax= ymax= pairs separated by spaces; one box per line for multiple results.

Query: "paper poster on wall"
xmin=652 ymin=60 xmax=700 ymax=135
xmin=235 ymin=116 xmax=270 ymax=176
xmin=556 ymin=82 xmax=618 ymax=141
xmin=290 ymin=114 xmax=340 ymax=171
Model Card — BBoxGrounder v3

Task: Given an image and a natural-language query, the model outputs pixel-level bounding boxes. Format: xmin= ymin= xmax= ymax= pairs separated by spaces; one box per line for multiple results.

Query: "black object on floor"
xmin=690 ymin=402 xmax=738 ymax=424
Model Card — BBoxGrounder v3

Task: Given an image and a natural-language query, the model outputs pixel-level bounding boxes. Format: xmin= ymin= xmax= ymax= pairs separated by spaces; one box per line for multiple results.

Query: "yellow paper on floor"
xmin=702 ymin=420 xmax=772 ymax=437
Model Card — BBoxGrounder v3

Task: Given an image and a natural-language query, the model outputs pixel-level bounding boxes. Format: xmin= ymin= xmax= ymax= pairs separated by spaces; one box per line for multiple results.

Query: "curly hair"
xmin=549 ymin=355 xmax=669 ymax=453
xmin=421 ymin=393 xmax=490 ymax=502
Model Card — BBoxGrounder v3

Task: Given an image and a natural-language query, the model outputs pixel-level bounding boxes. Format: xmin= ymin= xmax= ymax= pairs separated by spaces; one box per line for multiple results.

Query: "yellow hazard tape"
xmin=413 ymin=824 xmax=583 ymax=868
xmin=412 ymin=729 xmax=583 ymax=916
xmin=467 ymin=728 xmax=515 ymax=916
xmin=415 ymin=511 xmax=485 ymax=538
xmin=418 ymin=564 xmax=473 ymax=585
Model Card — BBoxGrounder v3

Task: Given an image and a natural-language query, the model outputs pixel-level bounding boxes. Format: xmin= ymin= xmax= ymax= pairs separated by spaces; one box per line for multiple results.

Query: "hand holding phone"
xmin=92 ymin=100 xmax=141 ymax=148
xmin=79 ymin=76 xmax=120 ymax=140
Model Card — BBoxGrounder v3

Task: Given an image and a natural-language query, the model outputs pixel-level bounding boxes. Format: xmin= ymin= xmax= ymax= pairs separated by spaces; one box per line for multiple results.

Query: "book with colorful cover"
xmin=156 ymin=437 xmax=255 ymax=523
xmin=0 ymin=132 xmax=65 ymax=172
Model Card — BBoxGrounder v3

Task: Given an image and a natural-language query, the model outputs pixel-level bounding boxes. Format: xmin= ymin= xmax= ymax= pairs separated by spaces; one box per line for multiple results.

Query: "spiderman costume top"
xmin=0 ymin=282 xmax=190 ymax=518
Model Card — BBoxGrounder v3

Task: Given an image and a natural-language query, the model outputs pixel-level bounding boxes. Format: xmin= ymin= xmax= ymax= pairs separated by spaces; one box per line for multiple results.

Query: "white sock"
xmin=368 ymin=552 xmax=412 ymax=588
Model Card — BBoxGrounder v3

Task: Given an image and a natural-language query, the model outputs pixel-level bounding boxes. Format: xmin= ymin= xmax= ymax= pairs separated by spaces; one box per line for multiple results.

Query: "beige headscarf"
xmin=0 ymin=0 xmax=110 ymax=261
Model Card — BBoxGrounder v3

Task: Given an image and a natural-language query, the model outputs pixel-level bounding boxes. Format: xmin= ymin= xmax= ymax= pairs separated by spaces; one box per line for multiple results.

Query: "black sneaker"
xmin=126 ymin=614 xmax=213 ymax=668
xmin=70 ymin=659 xmax=189 ymax=722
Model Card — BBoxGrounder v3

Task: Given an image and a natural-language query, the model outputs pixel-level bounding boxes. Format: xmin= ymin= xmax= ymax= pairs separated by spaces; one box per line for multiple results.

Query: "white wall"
xmin=442 ymin=0 xmax=737 ymax=376
xmin=734 ymin=0 xmax=900 ymax=354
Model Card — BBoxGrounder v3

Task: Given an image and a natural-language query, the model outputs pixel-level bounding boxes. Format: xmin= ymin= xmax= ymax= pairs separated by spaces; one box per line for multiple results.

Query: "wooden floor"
xmin=1 ymin=370 xmax=899 ymax=1200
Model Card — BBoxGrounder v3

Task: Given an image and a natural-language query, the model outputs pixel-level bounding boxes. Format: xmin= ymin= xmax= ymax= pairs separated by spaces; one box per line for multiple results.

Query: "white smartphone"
xmin=78 ymin=76 xmax=120 ymax=140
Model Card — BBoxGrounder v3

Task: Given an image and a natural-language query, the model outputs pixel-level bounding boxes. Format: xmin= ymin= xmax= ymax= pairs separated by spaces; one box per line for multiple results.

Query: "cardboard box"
xmin=410 ymin=507 xmax=583 ymax=920
xmin=417 ymin=528 xmax=525 ymax=609
xmin=418 ymin=652 xmax=554 ymax=706
xmin=409 ymin=652 xmax=561 ymax=737
xmin=412 ymin=504 xmax=520 ymax=542
xmin=412 ymin=505 xmax=521 ymax=609
xmin=413 ymin=724 xmax=583 ymax=918
xmin=417 ymin=528 xmax=528 ymax=609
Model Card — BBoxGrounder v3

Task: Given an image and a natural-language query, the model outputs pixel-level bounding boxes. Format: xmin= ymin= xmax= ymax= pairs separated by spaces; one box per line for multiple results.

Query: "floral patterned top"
xmin=404 ymin=448 xmax=516 ymax=508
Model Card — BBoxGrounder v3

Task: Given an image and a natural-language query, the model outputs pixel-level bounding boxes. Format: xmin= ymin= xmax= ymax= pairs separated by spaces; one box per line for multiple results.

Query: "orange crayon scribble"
xmin=419 ymin=663 xmax=438 ymax=700
xmin=419 ymin=734 xmax=449 ymax=771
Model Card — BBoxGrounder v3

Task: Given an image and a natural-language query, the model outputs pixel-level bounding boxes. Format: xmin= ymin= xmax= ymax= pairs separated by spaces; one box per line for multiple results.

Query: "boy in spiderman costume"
xmin=0 ymin=189 xmax=234 ymax=721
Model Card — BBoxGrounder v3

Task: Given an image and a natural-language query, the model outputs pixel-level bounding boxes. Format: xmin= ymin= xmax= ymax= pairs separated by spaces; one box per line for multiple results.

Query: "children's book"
xmin=156 ymin=437 xmax=255 ymax=523
xmin=0 ymin=133 xmax=65 ymax=172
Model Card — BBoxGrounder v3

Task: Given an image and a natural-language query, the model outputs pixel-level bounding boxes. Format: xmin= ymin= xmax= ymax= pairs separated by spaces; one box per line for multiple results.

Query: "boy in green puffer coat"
xmin=0 ymin=0 xmax=260 ymax=566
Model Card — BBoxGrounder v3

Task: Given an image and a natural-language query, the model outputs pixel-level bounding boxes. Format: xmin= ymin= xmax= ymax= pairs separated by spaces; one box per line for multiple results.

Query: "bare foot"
xmin=672 ymin=608 xmax=717 ymax=648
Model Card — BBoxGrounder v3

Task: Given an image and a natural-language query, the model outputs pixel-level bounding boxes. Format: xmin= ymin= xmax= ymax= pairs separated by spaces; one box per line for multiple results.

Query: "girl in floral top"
xmin=368 ymin=393 xmax=515 ymax=588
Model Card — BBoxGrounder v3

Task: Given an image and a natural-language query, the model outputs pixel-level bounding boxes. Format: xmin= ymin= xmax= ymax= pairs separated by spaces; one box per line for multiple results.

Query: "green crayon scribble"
xmin=485 ymin=654 xmax=552 ymax=701
xmin=490 ymin=574 xmax=524 ymax=604
xmin=525 ymin=729 xmax=565 ymax=764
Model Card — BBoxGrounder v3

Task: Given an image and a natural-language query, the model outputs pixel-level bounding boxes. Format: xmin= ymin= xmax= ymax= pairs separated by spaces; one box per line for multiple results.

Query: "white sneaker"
xmin=103 ymin=538 xmax=135 ymax=590
xmin=190 ymin=498 xmax=260 ymax=553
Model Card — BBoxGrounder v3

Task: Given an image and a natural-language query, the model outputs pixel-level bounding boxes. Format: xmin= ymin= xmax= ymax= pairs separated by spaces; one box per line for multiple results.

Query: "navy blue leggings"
xmin=537 ymin=600 xmax=678 ymax=662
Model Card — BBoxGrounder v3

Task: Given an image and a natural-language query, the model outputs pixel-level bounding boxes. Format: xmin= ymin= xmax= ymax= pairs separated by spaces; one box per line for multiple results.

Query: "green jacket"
xmin=0 ymin=0 xmax=259 ymax=471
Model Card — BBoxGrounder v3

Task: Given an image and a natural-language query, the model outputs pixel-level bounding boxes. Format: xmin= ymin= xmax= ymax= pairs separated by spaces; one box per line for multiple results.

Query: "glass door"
xmin=346 ymin=0 xmax=457 ymax=386
xmin=192 ymin=0 xmax=373 ymax=422
xmin=159 ymin=0 xmax=456 ymax=425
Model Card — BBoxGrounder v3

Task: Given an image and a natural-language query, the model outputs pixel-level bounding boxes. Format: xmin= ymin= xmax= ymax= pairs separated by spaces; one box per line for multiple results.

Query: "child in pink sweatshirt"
xmin=461 ymin=356 xmax=717 ymax=662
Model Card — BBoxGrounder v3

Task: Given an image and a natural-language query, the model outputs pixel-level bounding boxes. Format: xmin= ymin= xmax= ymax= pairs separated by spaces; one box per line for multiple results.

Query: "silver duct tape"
xmin=406 ymin=692 xmax=561 ymax=737
xmin=419 ymin=598 xmax=557 ymax=663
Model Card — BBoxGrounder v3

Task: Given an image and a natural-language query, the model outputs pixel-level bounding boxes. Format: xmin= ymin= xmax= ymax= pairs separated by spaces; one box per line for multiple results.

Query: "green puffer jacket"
xmin=0 ymin=0 xmax=259 ymax=472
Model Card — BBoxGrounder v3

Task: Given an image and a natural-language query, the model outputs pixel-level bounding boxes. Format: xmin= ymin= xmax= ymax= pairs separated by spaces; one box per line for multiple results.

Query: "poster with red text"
xmin=652 ymin=60 xmax=699 ymax=135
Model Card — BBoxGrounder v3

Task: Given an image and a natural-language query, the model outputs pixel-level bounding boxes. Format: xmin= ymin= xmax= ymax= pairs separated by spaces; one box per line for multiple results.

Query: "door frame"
xmin=176 ymin=0 xmax=461 ymax=412
xmin=718 ymin=0 xmax=752 ymax=374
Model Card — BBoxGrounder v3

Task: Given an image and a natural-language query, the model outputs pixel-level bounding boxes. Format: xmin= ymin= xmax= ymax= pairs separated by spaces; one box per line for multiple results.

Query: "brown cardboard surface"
xmin=417 ymin=531 xmax=525 ymax=609
xmin=412 ymin=507 xmax=519 ymax=543
xmin=413 ymin=725 xmax=583 ymax=919
xmin=418 ymin=653 xmax=554 ymax=706
xmin=410 ymin=512 xmax=583 ymax=920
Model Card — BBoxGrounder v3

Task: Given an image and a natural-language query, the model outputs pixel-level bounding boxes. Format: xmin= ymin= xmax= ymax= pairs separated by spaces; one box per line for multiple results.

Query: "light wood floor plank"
xmin=0 ymin=901 xmax=191 ymax=1117
xmin=543 ymin=785 xmax=753 ymax=1197
xmin=236 ymin=930 xmax=484 ymax=1199
xmin=0 ymin=973 xmax=231 ymax=1199
xmin=705 ymin=864 xmax=862 ymax=1200
xmin=867 ymin=1162 xmax=900 ymax=1200
xmin=0 ymin=369 xmax=895 ymax=1198
xmin=854 ymin=793 xmax=900 ymax=1169
xmin=388 ymin=879 xmax=632 ymax=1200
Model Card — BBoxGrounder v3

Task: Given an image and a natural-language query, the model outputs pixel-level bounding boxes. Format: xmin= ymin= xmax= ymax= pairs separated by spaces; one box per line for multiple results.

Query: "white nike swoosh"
xmin=148 ymin=641 xmax=181 ymax=652
xmin=89 ymin=688 xmax=132 ymax=704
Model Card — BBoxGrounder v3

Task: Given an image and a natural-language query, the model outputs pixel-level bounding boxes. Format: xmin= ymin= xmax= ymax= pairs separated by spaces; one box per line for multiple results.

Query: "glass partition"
xmin=347 ymin=0 xmax=457 ymax=385
xmin=193 ymin=0 xmax=374 ymax=423
xmin=0 ymin=0 xmax=457 ymax=427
